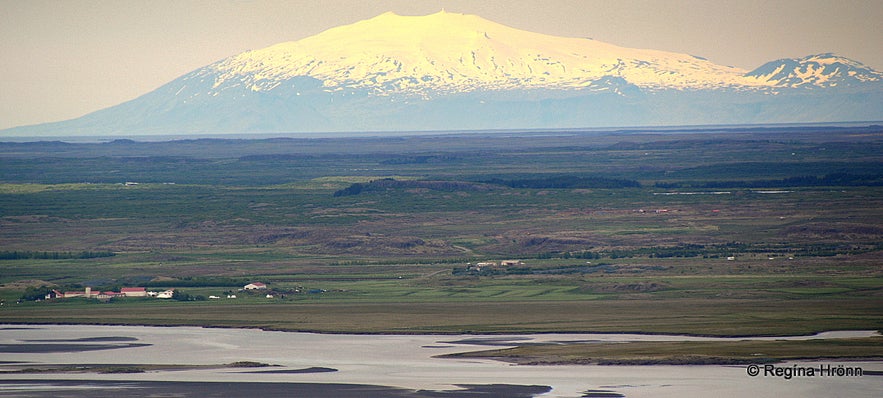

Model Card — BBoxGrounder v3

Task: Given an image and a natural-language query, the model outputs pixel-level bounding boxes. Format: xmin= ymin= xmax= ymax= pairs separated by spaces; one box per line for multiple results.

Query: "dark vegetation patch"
xmin=225 ymin=361 xmax=274 ymax=368
xmin=576 ymin=282 xmax=670 ymax=293
xmin=484 ymin=175 xmax=641 ymax=189
xmin=656 ymin=171 xmax=883 ymax=189
xmin=379 ymin=154 xmax=462 ymax=164
xmin=452 ymin=263 xmax=668 ymax=277
xmin=242 ymin=366 xmax=337 ymax=374
xmin=0 ymin=380 xmax=553 ymax=398
xmin=0 ymin=343 xmax=151 ymax=353
xmin=785 ymin=223 xmax=883 ymax=240
xmin=0 ymin=361 xmax=281 ymax=375
xmin=0 ymin=250 xmax=115 ymax=260
xmin=143 ymin=276 xmax=250 ymax=288
xmin=582 ymin=390 xmax=625 ymax=398
xmin=24 ymin=337 xmax=138 ymax=343
xmin=334 ymin=178 xmax=496 ymax=197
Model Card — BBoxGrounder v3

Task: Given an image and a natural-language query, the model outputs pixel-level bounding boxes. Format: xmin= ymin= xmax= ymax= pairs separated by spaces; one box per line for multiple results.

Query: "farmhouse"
xmin=44 ymin=286 xmax=162 ymax=301
xmin=120 ymin=287 xmax=147 ymax=297
xmin=64 ymin=287 xmax=98 ymax=298
xmin=155 ymin=289 xmax=174 ymax=299
xmin=97 ymin=291 xmax=123 ymax=299
xmin=244 ymin=282 xmax=267 ymax=290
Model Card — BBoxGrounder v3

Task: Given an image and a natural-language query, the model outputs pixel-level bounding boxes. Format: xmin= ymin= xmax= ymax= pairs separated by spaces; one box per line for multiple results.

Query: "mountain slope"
xmin=206 ymin=11 xmax=759 ymax=96
xmin=3 ymin=11 xmax=881 ymax=136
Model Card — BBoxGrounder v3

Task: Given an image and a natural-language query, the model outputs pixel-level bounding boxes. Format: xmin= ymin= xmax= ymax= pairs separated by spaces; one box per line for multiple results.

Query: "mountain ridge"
xmin=746 ymin=53 xmax=882 ymax=88
xmin=3 ymin=11 xmax=881 ymax=136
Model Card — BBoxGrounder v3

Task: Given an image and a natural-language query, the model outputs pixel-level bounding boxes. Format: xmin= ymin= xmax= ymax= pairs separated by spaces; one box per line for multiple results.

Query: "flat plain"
xmin=1 ymin=126 xmax=882 ymax=362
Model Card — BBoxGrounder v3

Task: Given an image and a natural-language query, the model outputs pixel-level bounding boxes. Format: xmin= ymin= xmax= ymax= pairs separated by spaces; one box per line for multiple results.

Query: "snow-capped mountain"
xmin=745 ymin=53 xmax=883 ymax=88
xmin=4 ymin=11 xmax=882 ymax=136
xmin=205 ymin=11 xmax=760 ymax=96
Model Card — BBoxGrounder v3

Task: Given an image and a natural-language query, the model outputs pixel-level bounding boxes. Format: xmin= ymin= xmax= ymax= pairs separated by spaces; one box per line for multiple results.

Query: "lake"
xmin=1 ymin=325 xmax=880 ymax=397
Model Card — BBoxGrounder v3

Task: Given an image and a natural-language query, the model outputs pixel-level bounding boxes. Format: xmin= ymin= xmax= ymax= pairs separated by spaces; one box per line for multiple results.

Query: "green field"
xmin=447 ymin=336 xmax=883 ymax=365
xmin=1 ymin=128 xmax=882 ymax=352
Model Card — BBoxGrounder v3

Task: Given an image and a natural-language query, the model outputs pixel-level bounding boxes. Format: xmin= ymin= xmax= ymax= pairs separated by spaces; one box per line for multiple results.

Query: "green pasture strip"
xmin=0 ymin=183 xmax=123 ymax=194
xmin=448 ymin=336 xmax=883 ymax=365
xmin=2 ymin=298 xmax=881 ymax=336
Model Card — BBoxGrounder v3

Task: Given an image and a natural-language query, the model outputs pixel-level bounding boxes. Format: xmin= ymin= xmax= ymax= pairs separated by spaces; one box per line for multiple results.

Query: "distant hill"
xmin=3 ymin=11 xmax=882 ymax=136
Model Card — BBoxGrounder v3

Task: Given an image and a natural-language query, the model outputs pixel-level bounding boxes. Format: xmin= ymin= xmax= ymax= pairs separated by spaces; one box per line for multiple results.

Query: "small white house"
xmin=155 ymin=289 xmax=174 ymax=299
xmin=244 ymin=282 xmax=267 ymax=290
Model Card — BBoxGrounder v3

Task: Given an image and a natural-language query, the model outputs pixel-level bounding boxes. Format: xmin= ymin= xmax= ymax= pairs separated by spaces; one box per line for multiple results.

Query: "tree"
xmin=20 ymin=286 xmax=53 ymax=301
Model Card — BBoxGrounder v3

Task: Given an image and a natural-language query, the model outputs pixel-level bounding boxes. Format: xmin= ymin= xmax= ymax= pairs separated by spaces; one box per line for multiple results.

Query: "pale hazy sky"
xmin=2 ymin=0 xmax=881 ymax=130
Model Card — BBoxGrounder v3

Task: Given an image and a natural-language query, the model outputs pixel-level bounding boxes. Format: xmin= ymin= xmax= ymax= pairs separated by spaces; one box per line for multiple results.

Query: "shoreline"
xmin=442 ymin=354 xmax=883 ymax=366
xmin=3 ymin=321 xmax=879 ymax=339
xmin=0 ymin=379 xmax=553 ymax=398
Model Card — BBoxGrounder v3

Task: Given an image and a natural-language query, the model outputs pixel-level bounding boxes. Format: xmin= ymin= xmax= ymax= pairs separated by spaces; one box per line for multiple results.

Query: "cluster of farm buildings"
xmin=465 ymin=260 xmax=523 ymax=271
xmin=44 ymin=282 xmax=269 ymax=301
xmin=44 ymin=287 xmax=173 ymax=300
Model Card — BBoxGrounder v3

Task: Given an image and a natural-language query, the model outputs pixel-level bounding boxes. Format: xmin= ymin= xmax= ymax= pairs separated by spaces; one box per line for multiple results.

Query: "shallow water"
xmin=0 ymin=325 xmax=880 ymax=397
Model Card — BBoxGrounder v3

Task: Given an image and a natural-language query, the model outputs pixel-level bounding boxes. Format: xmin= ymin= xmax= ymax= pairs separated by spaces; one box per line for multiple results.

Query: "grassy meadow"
xmin=1 ymin=127 xmax=882 ymax=353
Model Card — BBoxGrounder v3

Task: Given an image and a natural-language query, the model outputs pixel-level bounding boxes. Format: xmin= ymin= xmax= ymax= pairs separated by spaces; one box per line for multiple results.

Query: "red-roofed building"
xmin=97 ymin=291 xmax=124 ymax=299
xmin=63 ymin=287 xmax=98 ymax=298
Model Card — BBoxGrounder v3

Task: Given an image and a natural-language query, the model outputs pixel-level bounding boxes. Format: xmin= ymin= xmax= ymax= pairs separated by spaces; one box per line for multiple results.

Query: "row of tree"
xmin=655 ymin=172 xmax=883 ymax=189
xmin=334 ymin=175 xmax=642 ymax=197
xmin=485 ymin=175 xmax=641 ymax=189
xmin=0 ymin=250 xmax=115 ymax=260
